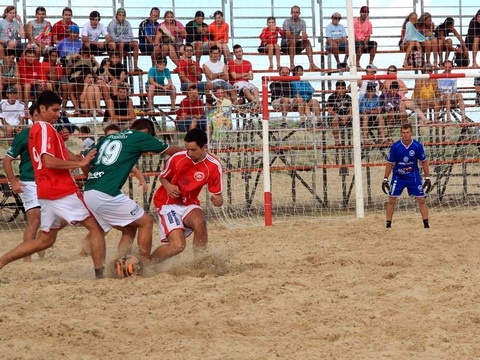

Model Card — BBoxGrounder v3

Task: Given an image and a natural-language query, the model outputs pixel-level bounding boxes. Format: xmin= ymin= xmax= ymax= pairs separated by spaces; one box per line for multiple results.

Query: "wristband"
xmin=383 ymin=177 xmax=388 ymax=181
xmin=425 ymin=177 xmax=430 ymax=180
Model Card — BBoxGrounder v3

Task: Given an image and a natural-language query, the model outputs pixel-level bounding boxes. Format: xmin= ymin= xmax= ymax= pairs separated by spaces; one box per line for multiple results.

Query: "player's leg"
xmin=386 ymin=176 xmax=405 ymax=228
xmin=79 ymin=216 xmax=106 ymax=274
xmin=150 ymin=229 xmax=187 ymax=263
xmin=127 ymin=214 xmax=153 ymax=259
xmin=22 ymin=207 xmax=41 ymax=262
xmin=183 ymin=208 xmax=208 ymax=254
xmin=416 ymin=196 xmax=429 ymax=228
xmin=116 ymin=224 xmax=137 ymax=257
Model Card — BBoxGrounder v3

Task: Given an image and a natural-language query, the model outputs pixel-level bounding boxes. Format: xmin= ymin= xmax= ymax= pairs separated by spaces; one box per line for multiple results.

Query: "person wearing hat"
xmin=185 ymin=11 xmax=210 ymax=63
xmin=353 ymin=64 xmax=382 ymax=98
xmin=359 ymin=82 xmax=387 ymax=145
xmin=138 ymin=7 xmax=160 ymax=64
xmin=56 ymin=24 xmax=82 ymax=60
xmin=107 ymin=8 xmax=142 ymax=72
xmin=81 ymin=10 xmax=114 ymax=56
xmin=0 ymin=86 xmax=26 ymax=138
xmin=325 ymin=12 xmax=349 ymax=69
xmin=51 ymin=7 xmax=77 ymax=45
xmin=353 ymin=6 xmax=377 ymax=69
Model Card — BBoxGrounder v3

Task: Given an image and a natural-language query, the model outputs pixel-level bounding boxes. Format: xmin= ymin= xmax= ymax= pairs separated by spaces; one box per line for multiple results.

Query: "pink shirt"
xmin=354 ymin=17 xmax=372 ymax=41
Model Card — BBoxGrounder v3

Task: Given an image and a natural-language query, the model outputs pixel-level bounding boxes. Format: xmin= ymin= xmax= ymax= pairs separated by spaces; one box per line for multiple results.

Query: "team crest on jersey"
xmin=194 ymin=171 xmax=205 ymax=181
xmin=409 ymin=150 xmax=415 ymax=157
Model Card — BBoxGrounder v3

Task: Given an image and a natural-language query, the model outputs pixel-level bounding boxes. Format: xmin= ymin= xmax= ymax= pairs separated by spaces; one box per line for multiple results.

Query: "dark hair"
xmin=390 ymin=81 xmax=399 ymax=89
xmin=3 ymin=6 xmax=16 ymax=19
xmin=267 ymin=16 xmax=276 ymax=22
xmin=184 ymin=42 xmax=193 ymax=50
xmin=187 ymin=84 xmax=198 ymax=91
xmin=209 ymin=45 xmax=220 ymax=54
xmin=131 ymin=118 xmax=155 ymax=136
xmin=150 ymin=7 xmax=160 ymax=14
xmin=156 ymin=57 xmax=167 ymax=65
xmin=401 ymin=123 xmax=413 ymax=131
xmin=62 ymin=7 xmax=72 ymax=15
xmin=80 ymin=125 xmax=91 ymax=134
xmin=24 ymin=48 xmax=36 ymax=56
xmin=293 ymin=65 xmax=303 ymax=75
xmin=213 ymin=10 xmax=224 ymax=18
xmin=29 ymin=102 xmax=37 ymax=118
xmin=89 ymin=11 xmax=101 ymax=20
xmin=48 ymin=48 xmax=58 ymax=56
xmin=336 ymin=80 xmax=347 ymax=88
xmin=35 ymin=6 xmax=46 ymax=14
xmin=444 ymin=17 xmax=454 ymax=27
xmin=233 ymin=44 xmax=242 ymax=51
xmin=184 ymin=128 xmax=207 ymax=147
xmin=103 ymin=124 xmax=121 ymax=134
xmin=37 ymin=90 xmax=62 ymax=109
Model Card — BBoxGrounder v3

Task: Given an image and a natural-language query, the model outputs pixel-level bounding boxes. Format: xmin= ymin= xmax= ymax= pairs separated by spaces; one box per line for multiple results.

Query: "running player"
xmin=150 ymin=128 xmax=223 ymax=263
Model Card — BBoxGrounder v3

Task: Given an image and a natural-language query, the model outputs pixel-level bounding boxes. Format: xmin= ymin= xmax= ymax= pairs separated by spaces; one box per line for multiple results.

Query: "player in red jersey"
xmin=150 ymin=128 xmax=223 ymax=263
xmin=0 ymin=90 xmax=106 ymax=279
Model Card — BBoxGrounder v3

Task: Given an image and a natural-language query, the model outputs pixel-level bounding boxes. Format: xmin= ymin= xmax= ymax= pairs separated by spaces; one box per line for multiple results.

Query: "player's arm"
xmin=160 ymin=176 xmax=180 ymax=198
xmin=421 ymin=159 xmax=430 ymax=177
xmin=41 ymin=148 xmax=97 ymax=170
xmin=210 ymin=193 xmax=223 ymax=207
xmin=384 ymin=161 xmax=394 ymax=179
xmin=2 ymin=156 xmax=23 ymax=193
xmin=131 ymin=166 xmax=148 ymax=192
xmin=163 ymin=145 xmax=184 ymax=156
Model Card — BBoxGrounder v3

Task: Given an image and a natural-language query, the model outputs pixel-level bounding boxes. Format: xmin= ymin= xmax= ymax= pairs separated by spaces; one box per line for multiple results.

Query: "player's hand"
xmin=138 ymin=181 xmax=148 ymax=193
xmin=423 ymin=177 xmax=432 ymax=194
xmin=165 ymin=183 xmax=181 ymax=198
xmin=81 ymin=148 xmax=97 ymax=166
xmin=382 ymin=177 xmax=390 ymax=195
xmin=10 ymin=179 xmax=25 ymax=194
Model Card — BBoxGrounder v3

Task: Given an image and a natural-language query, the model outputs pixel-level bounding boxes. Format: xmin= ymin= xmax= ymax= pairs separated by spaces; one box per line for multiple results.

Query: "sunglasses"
xmin=361 ymin=12 xmax=369 ymax=14
xmin=333 ymin=17 xmax=341 ymax=20
xmin=388 ymin=69 xmax=397 ymax=73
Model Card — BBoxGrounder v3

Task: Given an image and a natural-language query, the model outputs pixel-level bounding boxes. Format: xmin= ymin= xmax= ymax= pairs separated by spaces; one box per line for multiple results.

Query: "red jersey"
xmin=227 ymin=59 xmax=252 ymax=85
xmin=28 ymin=121 xmax=78 ymax=199
xmin=41 ymin=62 xmax=64 ymax=82
xmin=177 ymin=98 xmax=204 ymax=118
xmin=51 ymin=20 xmax=77 ymax=44
xmin=18 ymin=58 xmax=42 ymax=85
xmin=153 ymin=151 xmax=222 ymax=207
xmin=259 ymin=26 xmax=285 ymax=45
xmin=178 ymin=59 xmax=202 ymax=83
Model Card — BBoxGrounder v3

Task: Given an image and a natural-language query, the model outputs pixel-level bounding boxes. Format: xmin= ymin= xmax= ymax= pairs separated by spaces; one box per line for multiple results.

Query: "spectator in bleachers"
xmin=41 ymin=48 xmax=68 ymax=110
xmin=437 ymin=60 xmax=467 ymax=122
xmin=176 ymin=84 xmax=206 ymax=131
xmin=281 ymin=6 xmax=319 ymax=71
xmin=18 ymin=48 xmax=45 ymax=106
xmin=178 ymin=43 xmax=212 ymax=95
xmin=104 ymin=82 xmax=135 ymax=125
xmin=207 ymin=10 xmax=232 ymax=63
xmin=354 ymin=6 xmax=377 ymax=69
xmin=355 ymin=64 xmax=382 ymax=98
xmin=0 ymin=6 xmax=26 ymax=59
xmin=401 ymin=12 xmax=427 ymax=68
xmin=107 ymin=8 xmax=142 ymax=72
xmin=138 ymin=7 xmax=160 ymax=64
xmin=51 ymin=7 xmax=76 ymax=45
xmin=434 ymin=17 xmax=466 ymax=65
xmin=25 ymin=6 xmax=52 ymax=58
xmin=81 ymin=11 xmax=114 ymax=56
xmin=416 ymin=12 xmax=438 ymax=66
xmin=154 ymin=11 xmax=186 ymax=67
xmin=203 ymin=45 xmax=238 ymax=104
xmin=206 ymin=87 xmax=232 ymax=139
xmin=185 ymin=11 xmax=210 ymax=64
xmin=475 ymin=77 xmax=480 ymax=105
xmin=291 ymin=65 xmax=320 ymax=126
xmin=258 ymin=16 xmax=285 ymax=71
xmin=466 ymin=10 xmax=480 ymax=68
xmin=325 ymin=12 xmax=348 ymax=69
xmin=79 ymin=72 xmax=103 ymax=116
xmin=270 ymin=66 xmax=304 ymax=128
xmin=360 ymin=82 xmax=387 ymax=145
xmin=413 ymin=64 xmax=441 ymax=123
xmin=56 ymin=24 xmax=82 ymax=60
xmin=228 ymin=44 xmax=260 ymax=108
xmin=327 ymin=80 xmax=352 ymax=145
xmin=104 ymin=52 xmax=127 ymax=97
xmin=79 ymin=125 xmax=95 ymax=152
xmin=380 ymin=81 xmax=407 ymax=138
xmin=146 ymin=57 xmax=177 ymax=111
xmin=0 ymin=52 xmax=21 ymax=99
xmin=0 ymin=86 xmax=26 ymax=138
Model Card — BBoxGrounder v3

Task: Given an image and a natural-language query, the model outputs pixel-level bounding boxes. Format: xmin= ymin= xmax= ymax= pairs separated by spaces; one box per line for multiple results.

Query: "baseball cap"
xmin=366 ymin=64 xmax=377 ymax=72
xmin=366 ymin=82 xmax=377 ymax=91
xmin=195 ymin=10 xmax=205 ymax=18
xmin=68 ymin=24 xmax=80 ymax=33
xmin=360 ymin=6 xmax=369 ymax=13
xmin=332 ymin=12 xmax=342 ymax=18
xmin=116 ymin=7 xmax=126 ymax=15
xmin=6 ymin=86 xmax=18 ymax=93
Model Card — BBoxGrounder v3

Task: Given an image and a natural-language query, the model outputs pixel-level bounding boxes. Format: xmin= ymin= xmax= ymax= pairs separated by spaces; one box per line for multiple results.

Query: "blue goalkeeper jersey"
xmin=387 ymin=139 xmax=427 ymax=179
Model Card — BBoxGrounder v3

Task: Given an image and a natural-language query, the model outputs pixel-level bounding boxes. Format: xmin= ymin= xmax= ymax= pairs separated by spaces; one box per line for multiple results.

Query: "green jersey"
xmin=84 ymin=130 xmax=169 ymax=196
xmin=5 ymin=128 xmax=35 ymax=182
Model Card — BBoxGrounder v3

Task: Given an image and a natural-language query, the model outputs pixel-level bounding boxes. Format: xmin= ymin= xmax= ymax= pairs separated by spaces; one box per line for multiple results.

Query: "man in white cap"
xmin=325 ymin=12 xmax=348 ymax=68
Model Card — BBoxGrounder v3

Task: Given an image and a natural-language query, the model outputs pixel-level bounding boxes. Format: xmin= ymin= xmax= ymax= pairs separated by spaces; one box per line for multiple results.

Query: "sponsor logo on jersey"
xmin=194 ymin=171 xmax=205 ymax=181
xmin=87 ymin=171 xmax=105 ymax=179
xmin=130 ymin=204 xmax=141 ymax=216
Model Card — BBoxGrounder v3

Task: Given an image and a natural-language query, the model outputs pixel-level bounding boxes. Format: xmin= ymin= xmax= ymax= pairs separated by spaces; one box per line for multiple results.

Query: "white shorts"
xmin=39 ymin=192 xmax=91 ymax=232
xmin=157 ymin=204 xmax=201 ymax=241
xmin=83 ymin=189 xmax=145 ymax=232
xmin=234 ymin=81 xmax=258 ymax=92
xmin=18 ymin=181 xmax=40 ymax=212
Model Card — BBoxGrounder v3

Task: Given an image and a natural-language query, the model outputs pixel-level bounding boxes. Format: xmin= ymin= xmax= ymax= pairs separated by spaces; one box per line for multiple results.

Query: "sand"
xmin=0 ymin=210 xmax=480 ymax=359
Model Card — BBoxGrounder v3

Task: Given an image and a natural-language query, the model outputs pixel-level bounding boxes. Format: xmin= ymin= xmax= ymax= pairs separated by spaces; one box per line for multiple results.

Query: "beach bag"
xmin=408 ymin=50 xmax=424 ymax=68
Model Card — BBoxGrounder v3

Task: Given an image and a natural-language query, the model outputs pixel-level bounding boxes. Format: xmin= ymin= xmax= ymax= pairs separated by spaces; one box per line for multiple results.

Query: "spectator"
xmin=413 ymin=64 xmax=441 ymax=123
xmin=0 ymin=86 xmax=26 ymax=138
xmin=0 ymin=51 xmax=21 ymax=99
xmin=437 ymin=60 xmax=467 ymax=122
xmin=104 ymin=52 xmax=127 ymax=97
xmin=291 ymin=65 xmax=320 ymax=125
xmin=56 ymin=24 xmax=82 ymax=60
xmin=416 ymin=12 xmax=438 ymax=66
xmin=327 ymin=80 xmax=352 ymax=145
xmin=475 ymin=77 xmax=480 ymax=105
xmin=146 ymin=57 xmax=177 ymax=111
xmin=79 ymin=72 xmax=103 ymax=116
xmin=228 ymin=44 xmax=260 ymax=107
xmin=258 ymin=16 xmax=285 ymax=71
xmin=176 ymin=84 xmax=206 ymax=131
xmin=185 ymin=11 xmax=210 ymax=63
xmin=41 ymin=48 xmax=68 ymax=109
xmin=401 ymin=12 xmax=426 ymax=68
xmin=154 ymin=11 xmax=186 ymax=66
xmin=79 ymin=125 xmax=95 ymax=152
xmin=18 ymin=48 xmax=45 ymax=106
xmin=270 ymin=66 xmax=305 ymax=128
xmin=81 ymin=11 xmax=114 ymax=56
xmin=107 ymin=8 xmax=142 ymax=72
xmin=207 ymin=10 xmax=232 ymax=63
xmin=356 ymin=64 xmax=382 ymax=97
xmin=138 ymin=7 xmax=160 ymax=64
xmin=25 ymin=6 xmax=52 ymax=58
xmin=354 ymin=6 xmax=377 ymax=69
xmin=380 ymin=81 xmax=407 ymax=138
xmin=206 ymin=87 xmax=232 ymax=140
xmin=281 ymin=6 xmax=319 ymax=71
xmin=434 ymin=17 xmax=466 ymax=65
xmin=51 ymin=7 xmax=76 ymax=45
xmin=202 ymin=45 xmax=238 ymax=104
xmin=0 ymin=6 xmax=26 ymax=59
xmin=466 ymin=10 xmax=480 ymax=68
xmin=104 ymin=82 xmax=136 ymax=126
xmin=325 ymin=12 xmax=348 ymax=69
xmin=359 ymin=82 xmax=387 ymax=145
xmin=178 ymin=42 xmax=212 ymax=95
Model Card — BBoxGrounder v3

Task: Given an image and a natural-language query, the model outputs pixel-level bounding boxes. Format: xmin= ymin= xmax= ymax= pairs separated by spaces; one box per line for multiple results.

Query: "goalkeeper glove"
xmin=423 ymin=177 xmax=432 ymax=194
xmin=382 ymin=177 xmax=390 ymax=195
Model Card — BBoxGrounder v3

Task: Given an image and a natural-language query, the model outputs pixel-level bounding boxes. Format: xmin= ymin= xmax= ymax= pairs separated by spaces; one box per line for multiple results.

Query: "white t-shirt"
xmin=203 ymin=60 xmax=226 ymax=83
xmin=81 ymin=22 xmax=109 ymax=42
xmin=0 ymin=100 xmax=25 ymax=126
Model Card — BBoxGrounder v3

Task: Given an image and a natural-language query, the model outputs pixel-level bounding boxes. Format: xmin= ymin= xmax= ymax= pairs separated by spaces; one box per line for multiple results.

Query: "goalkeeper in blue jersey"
xmin=382 ymin=123 xmax=432 ymax=229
